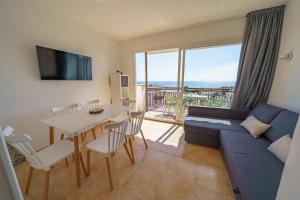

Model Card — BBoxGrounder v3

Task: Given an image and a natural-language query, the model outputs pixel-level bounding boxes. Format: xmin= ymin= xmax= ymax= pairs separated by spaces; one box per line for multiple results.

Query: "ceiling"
xmin=32 ymin=0 xmax=287 ymax=41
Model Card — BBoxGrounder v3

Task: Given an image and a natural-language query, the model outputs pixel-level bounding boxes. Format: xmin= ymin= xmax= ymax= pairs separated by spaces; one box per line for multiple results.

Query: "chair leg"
xmin=140 ymin=130 xmax=148 ymax=149
xmin=44 ymin=171 xmax=50 ymax=200
xmin=101 ymin=124 xmax=104 ymax=133
xmin=79 ymin=153 xmax=88 ymax=177
xmin=129 ymin=138 xmax=135 ymax=163
xmin=81 ymin=134 xmax=85 ymax=142
xmin=92 ymin=127 xmax=96 ymax=140
xmin=25 ymin=166 xmax=34 ymax=194
xmin=60 ymin=133 xmax=70 ymax=167
xmin=64 ymin=158 xmax=69 ymax=167
xmin=87 ymin=150 xmax=90 ymax=176
xmin=123 ymin=143 xmax=133 ymax=164
xmin=105 ymin=157 xmax=113 ymax=190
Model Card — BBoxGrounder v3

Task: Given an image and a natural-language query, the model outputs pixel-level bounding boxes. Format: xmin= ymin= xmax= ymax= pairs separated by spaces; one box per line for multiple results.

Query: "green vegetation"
xmin=208 ymin=96 xmax=230 ymax=108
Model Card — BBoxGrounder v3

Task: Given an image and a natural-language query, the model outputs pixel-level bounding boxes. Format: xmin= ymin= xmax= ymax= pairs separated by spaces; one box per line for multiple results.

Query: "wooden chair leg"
xmin=25 ymin=166 xmax=34 ymax=194
xmin=92 ymin=128 xmax=96 ymax=140
xmin=44 ymin=171 xmax=50 ymax=200
xmin=64 ymin=158 xmax=69 ymax=167
xmin=140 ymin=130 xmax=148 ymax=149
xmin=105 ymin=157 xmax=113 ymax=190
xmin=87 ymin=150 xmax=90 ymax=176
xmin=79 ymin=153 xmax=88 ymax=177
xmin=123 ymin=143 xmax=133 ymax=164
xmin=81 ymin=134 xmax=85 ymax=142
xmin=129 ymin=138 xmax=135 ymax=163
xmin=125 ymin=136 xmax=128 ymax=143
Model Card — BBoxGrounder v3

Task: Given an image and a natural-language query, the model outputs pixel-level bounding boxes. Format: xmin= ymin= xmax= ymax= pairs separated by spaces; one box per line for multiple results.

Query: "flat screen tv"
xmin=36 ymin=46 xmax=92 ymax=80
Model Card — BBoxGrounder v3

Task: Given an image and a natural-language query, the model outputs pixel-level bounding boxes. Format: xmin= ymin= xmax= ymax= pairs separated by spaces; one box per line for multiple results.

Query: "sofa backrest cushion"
xmin=264 ymin=110 xmax=299 ymax=142
xmin=249 ymin=103 xmax=284 ymax=124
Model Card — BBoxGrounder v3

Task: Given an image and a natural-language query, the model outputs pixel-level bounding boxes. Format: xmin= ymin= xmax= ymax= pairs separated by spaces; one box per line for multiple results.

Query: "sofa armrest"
xmin=187 ymin=106 xmax=251 ymax=120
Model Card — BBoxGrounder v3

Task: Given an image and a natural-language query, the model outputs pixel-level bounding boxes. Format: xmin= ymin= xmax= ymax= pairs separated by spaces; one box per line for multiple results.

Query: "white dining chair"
xmin=51 ymin=103 xmax=80 ymax=141
xmin=80 ymin=99 xmax=100 ymax=110
xmin=51 ymin=103 xmax=81 ymax=166
xmin=86 ymin=117 xmax=132 ymax=190
xmin=121 ymin=98 xmax=136 ymax=115
xmin=125 ymin=111 xmax=147 ymax=163
xmin=2 ymin=126 xmax=86 ymax=200
xmin=110 ymin=99 xmax=136 ymax=123
xmin=51 ymin=103 xmax=79 ymax=116
xmin=80 ymin=99 xmax=101 ymax=140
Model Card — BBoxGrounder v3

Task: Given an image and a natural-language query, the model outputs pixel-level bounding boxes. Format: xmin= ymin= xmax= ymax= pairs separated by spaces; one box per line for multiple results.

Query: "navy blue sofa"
xmin=184 ymin=103 xmax=299 ymax=200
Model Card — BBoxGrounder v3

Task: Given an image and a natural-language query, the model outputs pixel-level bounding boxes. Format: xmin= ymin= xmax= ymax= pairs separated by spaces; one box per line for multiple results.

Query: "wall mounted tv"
xmin=36 ymin=46 xmax=92 ymax=80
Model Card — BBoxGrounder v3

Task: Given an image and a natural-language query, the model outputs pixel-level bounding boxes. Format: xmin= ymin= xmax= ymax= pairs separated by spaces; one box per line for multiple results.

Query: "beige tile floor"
xmin=15 ymin=120 xmax=233 ymax=200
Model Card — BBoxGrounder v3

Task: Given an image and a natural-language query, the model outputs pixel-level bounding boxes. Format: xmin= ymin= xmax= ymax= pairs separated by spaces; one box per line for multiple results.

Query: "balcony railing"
xmin=136 ymin=85 xmax=234 ymax=113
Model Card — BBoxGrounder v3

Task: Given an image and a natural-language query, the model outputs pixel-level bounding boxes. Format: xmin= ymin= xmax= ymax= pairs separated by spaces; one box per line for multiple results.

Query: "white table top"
xmin=41 ymin=104 xmax=127 ymax=135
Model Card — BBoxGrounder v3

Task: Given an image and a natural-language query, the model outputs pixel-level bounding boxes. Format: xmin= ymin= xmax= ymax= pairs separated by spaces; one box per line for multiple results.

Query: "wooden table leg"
xmin=73 ymin=135 xmax=81 ymax=187
xmin=49 ymin=127 xmax=54 ymax=145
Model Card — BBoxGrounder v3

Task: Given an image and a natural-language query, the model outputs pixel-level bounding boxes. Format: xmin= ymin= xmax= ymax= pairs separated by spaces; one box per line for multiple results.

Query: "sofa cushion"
xmin=185 ymin=116 xmax=248 ymax=137
xmin=241 ymin=116 xmax=271 ymax=137
xmin=220 ymin=130 xmax=284 ymax=200
xmin=268 ymin=135 xmax=292 ymax=163
xmin=264 ymin=110 xmax=299 ymax=142
xmin=249 ymin=103 xmax=284 ymax=124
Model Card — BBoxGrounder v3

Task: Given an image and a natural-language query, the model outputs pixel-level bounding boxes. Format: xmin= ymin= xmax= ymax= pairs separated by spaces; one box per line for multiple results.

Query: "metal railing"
xmin=136 ymin=85 xmax=234 ymax=112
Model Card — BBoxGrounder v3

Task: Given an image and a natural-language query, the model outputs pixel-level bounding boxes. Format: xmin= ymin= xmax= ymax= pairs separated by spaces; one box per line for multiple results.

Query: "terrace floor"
xmin=145 ymin=110 xmax=176 ymax=121
xmin=15 ymin=120 xmax=233 ymax=200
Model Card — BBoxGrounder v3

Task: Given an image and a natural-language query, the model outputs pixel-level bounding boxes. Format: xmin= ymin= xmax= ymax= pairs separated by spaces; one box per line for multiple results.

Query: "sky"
xmin=135 ymin=44 xmax=241 ymax=82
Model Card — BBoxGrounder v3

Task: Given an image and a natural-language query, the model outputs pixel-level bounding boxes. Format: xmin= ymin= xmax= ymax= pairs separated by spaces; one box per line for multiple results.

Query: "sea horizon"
xmin=137 ymin=81 xmax=235 ymax=88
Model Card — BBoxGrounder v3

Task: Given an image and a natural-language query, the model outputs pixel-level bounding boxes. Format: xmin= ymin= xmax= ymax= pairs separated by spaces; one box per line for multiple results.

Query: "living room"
xmin=0 ymin=0 xmax=299 ymax=200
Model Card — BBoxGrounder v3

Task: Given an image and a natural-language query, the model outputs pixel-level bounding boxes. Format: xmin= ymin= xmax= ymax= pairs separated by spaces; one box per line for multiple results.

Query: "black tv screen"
xmin=36 ymin=46 xmax=92 ymax=80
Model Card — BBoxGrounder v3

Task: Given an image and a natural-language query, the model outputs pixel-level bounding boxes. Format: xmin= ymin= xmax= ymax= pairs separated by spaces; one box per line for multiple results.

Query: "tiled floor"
xmin=15 ymin=120 xmax=233 ymax=200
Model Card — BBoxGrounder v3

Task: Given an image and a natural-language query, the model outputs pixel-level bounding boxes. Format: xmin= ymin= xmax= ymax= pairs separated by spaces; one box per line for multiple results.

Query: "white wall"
xmin=268 ymin=0 xmax=300 ymax=113
xmin=119 ymin=17 xmax=245 ymax=98
xmin=0 ymin=0 xmax=119 ymax=149
xmin=274 ymin=0 xmax=300 ymax=199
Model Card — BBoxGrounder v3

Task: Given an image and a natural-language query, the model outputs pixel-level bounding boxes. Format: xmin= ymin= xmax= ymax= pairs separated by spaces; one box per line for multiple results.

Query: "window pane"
xmin=184 ymin=44 xmax=241 ymax=108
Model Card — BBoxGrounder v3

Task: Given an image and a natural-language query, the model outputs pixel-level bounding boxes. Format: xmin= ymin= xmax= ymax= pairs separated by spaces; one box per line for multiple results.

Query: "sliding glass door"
xmin=135 ymin=49 xmax=182 ymax=122
xmin=183 ymin=44 xmax=241 ymax=110
xmin=135 ymin=43 xmax=241 ymax=123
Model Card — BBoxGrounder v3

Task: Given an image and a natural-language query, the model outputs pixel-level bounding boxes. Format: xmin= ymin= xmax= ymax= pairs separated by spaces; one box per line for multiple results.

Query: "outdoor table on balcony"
xmin=40 ymin=104 xmax=128 ymax=187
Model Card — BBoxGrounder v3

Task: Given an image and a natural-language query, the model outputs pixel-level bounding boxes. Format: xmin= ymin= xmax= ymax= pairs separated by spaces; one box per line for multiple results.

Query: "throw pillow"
xmin=241 ymin=115 xmax=271 ymax=137
xmin=268 ymin=135 xmax=292 ymax=163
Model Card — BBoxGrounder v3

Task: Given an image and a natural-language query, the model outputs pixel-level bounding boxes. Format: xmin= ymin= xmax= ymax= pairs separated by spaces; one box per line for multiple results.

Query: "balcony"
xmin=136 ymin=84 xmax=234 ymax=121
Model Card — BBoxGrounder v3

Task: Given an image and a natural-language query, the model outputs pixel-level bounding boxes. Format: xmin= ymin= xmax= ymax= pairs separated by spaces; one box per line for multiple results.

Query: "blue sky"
xmin=135 ymin=44 xmax=241 ymax=82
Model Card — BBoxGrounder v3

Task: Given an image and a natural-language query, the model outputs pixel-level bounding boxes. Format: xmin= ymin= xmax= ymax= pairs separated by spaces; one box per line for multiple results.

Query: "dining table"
xmin=40 ymin=104 xmax=128 ymax=187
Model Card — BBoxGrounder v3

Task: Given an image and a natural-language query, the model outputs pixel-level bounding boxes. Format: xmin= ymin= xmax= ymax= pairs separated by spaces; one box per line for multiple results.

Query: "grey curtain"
xmin=231 ymin=6 xmax=285 ymax=109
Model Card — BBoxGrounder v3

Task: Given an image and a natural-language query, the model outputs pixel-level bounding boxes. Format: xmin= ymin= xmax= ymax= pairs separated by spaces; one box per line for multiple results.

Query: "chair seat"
xmin=110 ymin=115 xmax=128 ymax=123
xmin=36 ymin=140 xmax=74 ymax=169
xmin=87 ymin=132 xmax=124 ymax=155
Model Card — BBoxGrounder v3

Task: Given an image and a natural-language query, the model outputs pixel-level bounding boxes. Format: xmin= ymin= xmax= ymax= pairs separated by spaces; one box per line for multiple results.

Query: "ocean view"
xmin=137 ymin=81 xmax=235 ymax=88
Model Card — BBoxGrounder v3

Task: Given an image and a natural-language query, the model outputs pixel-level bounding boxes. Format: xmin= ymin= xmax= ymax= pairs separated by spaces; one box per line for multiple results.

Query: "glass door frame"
xmin=140 ymin=48 xmax=184 ymax=123
xmin=135 ymin=40 xmax=242 ymax=123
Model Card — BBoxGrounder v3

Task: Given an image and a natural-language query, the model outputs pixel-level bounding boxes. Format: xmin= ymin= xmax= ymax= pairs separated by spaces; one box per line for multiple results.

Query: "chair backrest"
xmin=129 ymin=111 xmax=145 ymax=136
xmin=121 ymin=99 xmax=136 ymax=114
xmin=80 ymin=99 xmax=100 ymax=110
xmin=2 ymin=127 xmax=45 ymax=170
xmin=51 ymin=103 xmax=78 ymax=116
xmin=104 ymin=118 xmax=128 ymax=154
